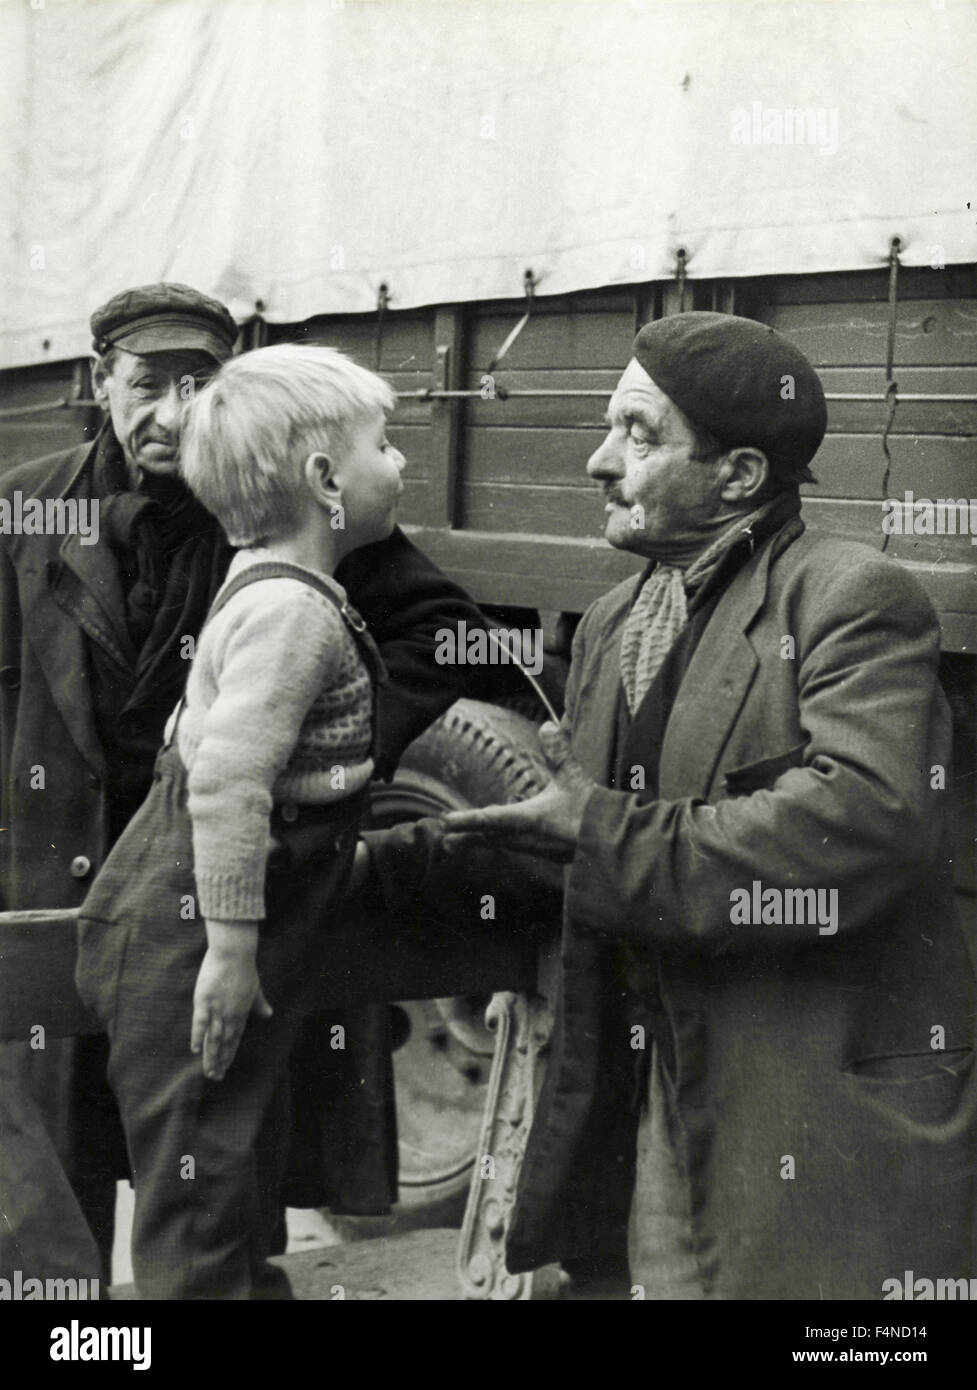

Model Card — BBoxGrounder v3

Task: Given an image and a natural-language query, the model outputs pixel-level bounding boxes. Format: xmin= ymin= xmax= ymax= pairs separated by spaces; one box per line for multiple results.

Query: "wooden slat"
xmin=461 ymin=483 xmax=605 ymax=537
xmin=0 ymin=419 xmax=93 ymax=474
xmin=458 ymin=363 xmax=977 ymax=433
xmin=404 ymin=524 xmax=643 ymax=612
xmin=0 ymin=360 xmax=94 ymax=472
xmin=468 ymin=308 xmax=632 ymax=371
xmin=803 ymin=507 xmax=977 ymax=651
xmin=382 ymin=372 xmax=432 ymax=428
xmin=406 ymin=502 xmax=977 ymax=652
xmin=820 ymin=366 xmax=977 ymax=436
xmin=387 ymin=423 xmax=433 ymax=484
xmin=0 ymin=906 xmax=538 ymax=1029
xmin=801 ymin=498 xmax=977 ymax=602
xmin=273 ymin=311 xmax=434 ymax=374
xmin=465 ymin=369 xmax=620 ymax=428
xmin=0 ymin=359 xmax=81 ymax=403
xmin=806 ymin=434 xmax=977 ymax=501
xmin=390 ymin=479 xmax=434 ymax=531
xmin=0 ymin=909 xmax=100 ymax=1041
xmin=461 ymin=481 xmax=977 ymax=566
xmin=471 ymin=286 xmax=638 ymax=317
xmin=460 ymin=426 xmax=976 ymax=505
xmin=464 ymin=425 xmax=604 ymax=488
xmin=740 ymin=267 xmax=976 ymax=307
xmin=758 ymin=299 xmax=977 ymax=367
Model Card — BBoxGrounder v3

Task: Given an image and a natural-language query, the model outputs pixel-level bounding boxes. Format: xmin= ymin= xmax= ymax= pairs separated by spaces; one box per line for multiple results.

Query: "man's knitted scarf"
xmin=620 ymin=498 xmax=781 ymax=714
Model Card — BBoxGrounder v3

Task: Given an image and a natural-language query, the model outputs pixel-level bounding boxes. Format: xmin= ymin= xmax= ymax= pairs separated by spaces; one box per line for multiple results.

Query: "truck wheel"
xmin=366 ymin=698 xmax=550 ymax=1225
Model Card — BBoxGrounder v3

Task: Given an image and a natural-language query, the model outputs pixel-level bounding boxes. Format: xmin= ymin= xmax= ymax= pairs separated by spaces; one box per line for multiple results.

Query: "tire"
xmin=365 ymin=698 xmax=551 ymax=1225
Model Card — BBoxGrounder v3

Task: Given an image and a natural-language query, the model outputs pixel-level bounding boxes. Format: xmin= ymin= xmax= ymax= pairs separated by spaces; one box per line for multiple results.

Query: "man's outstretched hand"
xmin=440 ymin=721 xmax=594 ymax=862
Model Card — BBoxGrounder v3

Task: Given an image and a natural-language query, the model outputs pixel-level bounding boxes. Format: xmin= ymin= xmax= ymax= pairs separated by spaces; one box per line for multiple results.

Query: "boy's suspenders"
xmin=167 ymin=561 xmax=387 ymax=757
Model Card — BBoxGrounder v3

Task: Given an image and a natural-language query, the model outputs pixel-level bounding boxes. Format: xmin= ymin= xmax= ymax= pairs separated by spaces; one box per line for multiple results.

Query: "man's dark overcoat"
xmin=0 ymin=436 xmax=490 ymax=1277
xmin=505 ymin=516 xmax=977 ymax=1299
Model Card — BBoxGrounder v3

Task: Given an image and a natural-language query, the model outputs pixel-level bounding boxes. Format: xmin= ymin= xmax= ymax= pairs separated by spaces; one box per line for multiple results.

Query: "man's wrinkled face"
xmin=92 ymin=348 xmax=218 ymax=479
xmin=586 ymin=358 xmax=726 ymax=562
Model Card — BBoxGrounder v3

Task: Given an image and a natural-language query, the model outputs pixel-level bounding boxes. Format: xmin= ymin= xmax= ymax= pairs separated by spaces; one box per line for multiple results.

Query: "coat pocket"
xmin=722 ymin=740 xmax=808 ymax=797
xmin=842 ymin=1048 xmax=975 ymax=1128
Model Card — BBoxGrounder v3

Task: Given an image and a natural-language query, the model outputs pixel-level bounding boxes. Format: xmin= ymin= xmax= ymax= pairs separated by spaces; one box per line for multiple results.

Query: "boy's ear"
xmin=304 ymin=451 xmax=343 ymax=510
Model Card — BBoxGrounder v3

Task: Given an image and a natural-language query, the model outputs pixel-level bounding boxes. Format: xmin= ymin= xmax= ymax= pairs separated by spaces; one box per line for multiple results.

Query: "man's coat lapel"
xmin=657 ymin=542 xmax=778 ymax=799
xmin=6 ymin=444 xmax=132 ymax=776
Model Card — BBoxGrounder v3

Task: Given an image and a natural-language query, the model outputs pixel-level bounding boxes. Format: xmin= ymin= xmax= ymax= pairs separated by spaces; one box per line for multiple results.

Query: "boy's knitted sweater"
xmin=169 ymin=548 xmax=374 ymax=921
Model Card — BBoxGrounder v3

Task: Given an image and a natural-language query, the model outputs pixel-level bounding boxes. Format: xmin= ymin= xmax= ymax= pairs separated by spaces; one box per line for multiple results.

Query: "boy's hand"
xmin=190 ymin=920 xmax=273 ymax=1081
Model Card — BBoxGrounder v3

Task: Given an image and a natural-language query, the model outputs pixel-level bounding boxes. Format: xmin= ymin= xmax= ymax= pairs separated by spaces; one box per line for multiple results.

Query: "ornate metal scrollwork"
xmin=457 ymin=943 xmax=559 ymax=1299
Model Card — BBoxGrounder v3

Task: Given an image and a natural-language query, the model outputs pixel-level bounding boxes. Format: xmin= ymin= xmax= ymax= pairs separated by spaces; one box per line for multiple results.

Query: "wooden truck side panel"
xmin=2 ymin=269 xmax=974 ymax=913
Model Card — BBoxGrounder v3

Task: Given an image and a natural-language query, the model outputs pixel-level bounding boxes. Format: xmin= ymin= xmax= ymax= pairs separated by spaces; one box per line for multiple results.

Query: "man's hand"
xmin=440 ymin=721 xmax=594 ymax=862
xmin=190 ymin=920 xmax=273 ymax=1081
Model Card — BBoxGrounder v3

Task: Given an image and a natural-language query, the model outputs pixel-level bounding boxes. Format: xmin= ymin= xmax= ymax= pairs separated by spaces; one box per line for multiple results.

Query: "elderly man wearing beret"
xmin=0 ymin=283 xmax=496 ymax=1286
xmin=439 ymin=312 xmax=977 ymax=1299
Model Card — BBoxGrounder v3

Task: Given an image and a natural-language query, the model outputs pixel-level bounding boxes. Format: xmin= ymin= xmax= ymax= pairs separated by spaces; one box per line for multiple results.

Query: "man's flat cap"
xmin=631 ymin=311 xmax=826 ymax=482
xmin=90 ymin=282 xmax=237 ymax=362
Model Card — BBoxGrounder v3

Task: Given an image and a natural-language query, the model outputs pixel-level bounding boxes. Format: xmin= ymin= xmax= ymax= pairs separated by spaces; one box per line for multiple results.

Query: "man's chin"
xmin=602 ymin=514 xmax=652 ymax=556
xmin=136 ymin=454 xmax=181 ymax=477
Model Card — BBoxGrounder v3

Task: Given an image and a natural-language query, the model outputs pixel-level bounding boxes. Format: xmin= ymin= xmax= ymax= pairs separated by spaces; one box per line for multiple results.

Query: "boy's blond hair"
xmin=180 ymin=343 xmax=396 ymax=545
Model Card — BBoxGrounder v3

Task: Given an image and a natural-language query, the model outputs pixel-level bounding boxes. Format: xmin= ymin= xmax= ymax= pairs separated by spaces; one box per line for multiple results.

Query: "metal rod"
xmin=0 ymin=399 xmax=78 ymax=418
xmin=374 ymin=282 xmax=389 ymax=370
xmin=484 ymin=269 xmax=537 ymax=378
xmin=823 ymin=393 xmax=977 ymax=403
xmin=401 ymin=389 xmax=977 ymax=404
xmin=4 ymin=390 xmax=977 ymax=420
xmin=675 ymin=248 xmax=688 ymax=313
xmin=400 ymin=389 xmax=615 ymax=400
xmin=879 ymin=238 xmax=902 ymax=553
xmin=485 ymin=629 xmax=560 ymax=725
xmin=885 ymin=237 xmax=901 ymax=384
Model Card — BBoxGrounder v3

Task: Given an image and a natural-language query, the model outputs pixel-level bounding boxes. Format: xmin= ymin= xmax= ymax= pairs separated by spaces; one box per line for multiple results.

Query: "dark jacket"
xmin=505 ymin=519 xmax=976 ymax=1298
xmin=0 ymin=436 xmax=492 ymax=1276
xmin=0 ymin=439 xmax=487 ymax=910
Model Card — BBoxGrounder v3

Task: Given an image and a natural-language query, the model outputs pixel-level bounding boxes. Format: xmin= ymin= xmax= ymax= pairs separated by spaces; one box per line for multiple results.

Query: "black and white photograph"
xmin=0 ymin=0 xmax=975 ymax=1352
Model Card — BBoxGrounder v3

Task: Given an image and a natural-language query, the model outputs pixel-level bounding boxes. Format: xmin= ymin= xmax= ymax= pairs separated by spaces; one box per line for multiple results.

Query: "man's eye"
xmin=628 ymin=424 xmax=654 ymax=447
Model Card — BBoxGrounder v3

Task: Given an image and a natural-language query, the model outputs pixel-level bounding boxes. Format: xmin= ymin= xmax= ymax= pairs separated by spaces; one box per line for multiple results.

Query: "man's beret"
xmin=631 ymin=311 xmax=826 ymax=483
xmin=90 ymin=282 xmax=238 ymax=363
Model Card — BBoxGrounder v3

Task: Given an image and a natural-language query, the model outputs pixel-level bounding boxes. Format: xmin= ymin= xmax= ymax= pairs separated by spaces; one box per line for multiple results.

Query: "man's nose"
xmin=153 ymin=381 xmax=183 ymax=433
xmin=586 ymin=431 xmax=623 ymax=481
xmin=391 ymin=446 xmax=406 ymax=473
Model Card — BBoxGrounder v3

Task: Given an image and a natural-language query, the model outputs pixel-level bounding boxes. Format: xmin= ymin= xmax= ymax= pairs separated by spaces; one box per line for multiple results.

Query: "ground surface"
xmin=109 ymin=1181 xmax=462 ymax=1300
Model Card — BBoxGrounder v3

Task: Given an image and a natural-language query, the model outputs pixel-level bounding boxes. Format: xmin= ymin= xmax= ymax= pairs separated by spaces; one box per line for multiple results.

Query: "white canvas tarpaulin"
xmin=1 ymin=0 xmax=975 ymax=369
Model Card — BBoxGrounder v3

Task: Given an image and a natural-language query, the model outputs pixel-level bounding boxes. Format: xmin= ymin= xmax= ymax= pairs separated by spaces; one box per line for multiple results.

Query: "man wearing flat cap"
xmin=440 ymin=311 xmax=976 ymax=1298
xmin=0 ymin=283 xmax=498 ymax=1285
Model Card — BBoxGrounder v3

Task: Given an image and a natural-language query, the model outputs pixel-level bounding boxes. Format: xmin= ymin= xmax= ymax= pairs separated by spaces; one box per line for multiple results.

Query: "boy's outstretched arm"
xmin=191 ymin=918 xmax=273 ymax=1081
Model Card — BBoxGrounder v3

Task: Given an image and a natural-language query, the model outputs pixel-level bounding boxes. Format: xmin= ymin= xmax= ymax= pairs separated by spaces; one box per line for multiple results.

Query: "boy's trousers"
xmin=76 ymin=742 xmax=366 ymax=1300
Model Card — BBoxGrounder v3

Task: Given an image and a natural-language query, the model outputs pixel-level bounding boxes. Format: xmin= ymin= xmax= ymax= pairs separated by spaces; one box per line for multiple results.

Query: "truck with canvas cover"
xmin=1 ymin=0 xmax=974 ymax=1219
